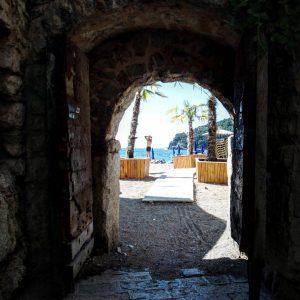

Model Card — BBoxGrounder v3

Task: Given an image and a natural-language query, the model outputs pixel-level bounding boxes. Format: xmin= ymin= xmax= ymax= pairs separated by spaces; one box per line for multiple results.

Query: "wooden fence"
xmin=120 ymin=158 xmax=150 ymax=179
xmin=173 ymin=154 xmax=207 ymax=169
xmin=196 ymin=160 xmax=228 ymax=184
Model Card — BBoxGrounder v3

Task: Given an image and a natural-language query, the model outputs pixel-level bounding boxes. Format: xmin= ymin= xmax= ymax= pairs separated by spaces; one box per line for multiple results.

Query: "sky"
xmin=116 ymin=82 xmax=230 ymax=149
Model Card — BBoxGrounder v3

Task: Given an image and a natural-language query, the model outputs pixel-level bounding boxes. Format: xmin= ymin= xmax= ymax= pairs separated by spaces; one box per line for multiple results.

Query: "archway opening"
xmin=87 ymin=28 xmax=236 ymax=251
xmin=80 ymin=80 xmax=247 ymax=281
xmin=62 ymin=20 xmax=251 ymax=297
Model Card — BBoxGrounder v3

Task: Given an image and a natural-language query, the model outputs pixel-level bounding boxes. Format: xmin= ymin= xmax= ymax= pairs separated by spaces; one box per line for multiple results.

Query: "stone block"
xmin=0 ymin=74 xmax=22 ymax=96
xmin=27 ymin=93 xmax=47 ymax=114
xmin=294 ymin=191 xmax=300 ymax=218
xmin=26 ymin=155 xmax=48 ymax=182
xmin=25 ymin=65 xmax=47 ymax=97
xmin=0 ymin=192 xmax=16 ymax=262
xmin=0 ymin=43 xmax=21 ymax=72
xmin=181 ymin=268 xmax=206 ymax=277
xmin=0 ymin=1 xmax=12 ymax=37
xmin=0 ymin=166 xmax=18 ymax=262
xmin=3 ymin=142 xmax=24 ymax=157
xmin=26 ymin=114 xmax=46 ymax=132
xmin=291 ymin=170 xmax=300 ymax=217
xmin=107 ymin=139 xmax=121 ymax=154
xmin=116 ymin=71 xmax=130 ymax=88
xmin=0 ymin=102 xmax=25 ymax=129
xmin=129 ymin=289 xmax=171 ymax=300
xmin=97 ymin=84 xmax=121 ymax=101
xmin=0 ymin=248 xmax=25 ymax=300
xmin=150 ymin=53 xmax=165 ymax=68
xmin=290 ymin=219 xmax=300 ymax=246
xmin=1 ymin=158 xmax=25 ymax=176
xmin=292 ymin=147 xmax=300 ymax=172
xmin=1 ymin=130 xmax=24 ymax=157
xmin=27 ymin=132 xmax=46 ymax=153
xmin=125 ymin=63 xmax=146 ymax=80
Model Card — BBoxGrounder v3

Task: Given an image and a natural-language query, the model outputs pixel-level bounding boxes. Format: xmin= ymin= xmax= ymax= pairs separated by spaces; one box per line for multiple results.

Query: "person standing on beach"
xmin=144 ymin=135 xmax=152 ymax=158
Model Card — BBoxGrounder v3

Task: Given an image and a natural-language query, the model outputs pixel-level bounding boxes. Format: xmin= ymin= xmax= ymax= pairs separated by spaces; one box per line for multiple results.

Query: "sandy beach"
xmin=82 ymin=163 xmax=247 ymax=279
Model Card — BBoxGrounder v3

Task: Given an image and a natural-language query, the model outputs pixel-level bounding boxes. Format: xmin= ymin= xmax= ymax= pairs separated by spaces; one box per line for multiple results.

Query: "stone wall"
xmin=0 ymin=1 xmax=27 ymax=298
xmin=93 ymin=139 xmax=120 ymax=251
xmin=262 ymin=43 xmax=300 ymax=298
xmin=1 ymin=1 xmax=299 ymax=299
xmin=18 ymin=1 xmax=237 ymax=297
xmin=230 ymin=34 xmax=257 ymax=253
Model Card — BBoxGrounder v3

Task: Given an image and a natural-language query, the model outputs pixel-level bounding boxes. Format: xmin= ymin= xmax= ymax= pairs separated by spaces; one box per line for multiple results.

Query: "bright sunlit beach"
xmin=116 ymin=82 xmax=230 ymax=149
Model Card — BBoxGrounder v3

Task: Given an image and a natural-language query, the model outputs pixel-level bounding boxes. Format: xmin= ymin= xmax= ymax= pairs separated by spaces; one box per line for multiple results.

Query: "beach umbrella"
xmin=193 ymin=141 xmax=197 ymax=154
xmin=201 ymin=144 xmax=205 ymax=154
xmin=151 ymin=148 xmax=155 ymax=160
xmin=202 ymin=128 xmax=233 ymax=136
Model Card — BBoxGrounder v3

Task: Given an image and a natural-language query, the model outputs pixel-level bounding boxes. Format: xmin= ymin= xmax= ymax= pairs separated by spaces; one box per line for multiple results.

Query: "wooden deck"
xmin=173 ymin=154 xmax=207 ymax=169
xmin=143 ymin=168 xmax=195 ymax=202
xmin=196 ymin=160 xmax=228 ymax=184
xmin=120 ymin=158 xmax=150 ymax=179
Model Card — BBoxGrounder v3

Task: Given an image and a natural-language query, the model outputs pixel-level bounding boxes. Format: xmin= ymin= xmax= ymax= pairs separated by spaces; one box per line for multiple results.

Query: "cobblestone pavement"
xmin=65 ymin=269 xmax=248 ymax=299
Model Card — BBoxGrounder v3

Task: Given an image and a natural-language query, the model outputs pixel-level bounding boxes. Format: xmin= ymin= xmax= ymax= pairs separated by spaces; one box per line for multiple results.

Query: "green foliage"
xmin=167 ymin=100 xmax=208 ymax=154
xmin=141 ymin=84 xmax=167 ymax=101
xmin=169 ymin=132 xmax=188 ymax=149
xmin=167 ymin=100 xmax=207 ymax=123
xmin=168 ymin=118 xmax=234 ymax=149
xmin=229 ymin=0 xmax=300 ymax=49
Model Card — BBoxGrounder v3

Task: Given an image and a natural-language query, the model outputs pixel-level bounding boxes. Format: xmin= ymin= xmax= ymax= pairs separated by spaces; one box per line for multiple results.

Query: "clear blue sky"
xmin=116 ymin=82 xmax=230 ymax=148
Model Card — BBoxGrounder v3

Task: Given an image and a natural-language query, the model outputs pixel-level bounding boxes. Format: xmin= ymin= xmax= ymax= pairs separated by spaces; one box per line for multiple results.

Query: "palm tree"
xmin=126 ymin=85 xmax=166 ymax=158
xmin=167 ymin=100 xmax=207 ymax=155
xmin=207 ymin=95 xmax=217 ymax=161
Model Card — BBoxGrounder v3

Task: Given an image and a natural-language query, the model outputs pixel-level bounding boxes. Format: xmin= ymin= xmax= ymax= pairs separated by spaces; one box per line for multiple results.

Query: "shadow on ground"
xmin=81 ymin=197 xmax=247 ymax=279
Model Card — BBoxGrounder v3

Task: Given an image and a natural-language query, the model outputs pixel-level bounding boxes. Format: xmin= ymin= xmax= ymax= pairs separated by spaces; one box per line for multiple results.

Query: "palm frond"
xmin=141 ymin=85 xmax=167 ymax=101
xmin=166 ymin=107 xmax=178 ymax=114
xmin=173 ymin=81 xmax=183 ymax=88
xmin=171 ymin=114 xmax=186 ymax=123
xmin=154 ymin=91 xmax=167 ymax=98
xmin=150 ymin=83 xmax=162 ymax=88
xmin=142 ymin=89 xmax=155 ymax=100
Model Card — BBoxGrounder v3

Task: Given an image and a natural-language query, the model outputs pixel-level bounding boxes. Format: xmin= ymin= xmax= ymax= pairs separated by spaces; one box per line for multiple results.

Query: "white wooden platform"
xmin=143 ymin=168 xmax=195 ymax=202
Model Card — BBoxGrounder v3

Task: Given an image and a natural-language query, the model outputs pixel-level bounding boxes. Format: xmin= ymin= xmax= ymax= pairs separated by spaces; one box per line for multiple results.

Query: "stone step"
xmin=65 ymin=270 xmax=249 ymax=299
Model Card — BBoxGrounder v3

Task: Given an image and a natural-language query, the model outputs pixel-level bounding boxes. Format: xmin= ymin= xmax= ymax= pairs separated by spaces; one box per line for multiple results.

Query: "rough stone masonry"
xmin=0 ymin=1 xmax=299 ymax=299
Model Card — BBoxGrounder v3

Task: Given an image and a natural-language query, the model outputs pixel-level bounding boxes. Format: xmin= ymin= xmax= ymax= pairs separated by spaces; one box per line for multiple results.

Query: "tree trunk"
xmin=188 ymin=118 xmax=194 ymax=155
xmin=207 ymin=96 xmax=217 ymax=161
xmin=126 ymin=91 xmax=142 ymax=158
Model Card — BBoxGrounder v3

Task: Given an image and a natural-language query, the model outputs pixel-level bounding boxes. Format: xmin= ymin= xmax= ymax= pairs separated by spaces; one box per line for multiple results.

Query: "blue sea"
xmin=119 ymin=148 xmax=187 ymax=163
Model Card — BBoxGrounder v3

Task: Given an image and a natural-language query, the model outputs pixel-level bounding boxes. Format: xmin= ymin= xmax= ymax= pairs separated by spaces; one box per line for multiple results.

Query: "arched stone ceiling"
xmin=88 ymin=29 xmax=235 ymax=139
xmin=69 ymin=2 xmax=240 ymax=52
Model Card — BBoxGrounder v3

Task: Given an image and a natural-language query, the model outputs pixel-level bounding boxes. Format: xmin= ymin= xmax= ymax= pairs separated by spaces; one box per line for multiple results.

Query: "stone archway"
xmin=19 ymin=1 xmax=258 ymax=297
xmin=85 ymin=29 xmax=236 ymax=251
xmin=1 ymin=1 xmax=299 ymax=299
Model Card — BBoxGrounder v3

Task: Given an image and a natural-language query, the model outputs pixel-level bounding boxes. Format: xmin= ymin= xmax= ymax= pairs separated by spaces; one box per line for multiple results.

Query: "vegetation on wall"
xmin=229 ymin=0 xmax=300 ymax=49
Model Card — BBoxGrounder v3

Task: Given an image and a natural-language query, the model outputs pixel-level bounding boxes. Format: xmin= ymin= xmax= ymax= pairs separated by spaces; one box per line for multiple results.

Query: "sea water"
xmin=119 ymin=148 xmax=187 ymax=163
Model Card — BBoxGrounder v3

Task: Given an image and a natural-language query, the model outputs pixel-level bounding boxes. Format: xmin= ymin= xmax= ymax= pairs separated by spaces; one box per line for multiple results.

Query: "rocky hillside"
xmin=168 ymin=118 xmax=233 ymax=149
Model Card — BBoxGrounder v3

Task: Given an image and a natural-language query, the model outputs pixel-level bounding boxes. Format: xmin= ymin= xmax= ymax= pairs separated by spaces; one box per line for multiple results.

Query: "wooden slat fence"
xmin=196 ymin=160 xmax=228 ymax=184
xmin=120 ymin=158 xmax=150 ymax=179
xmin=173 ymin=154 xmax=207 ymax=169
